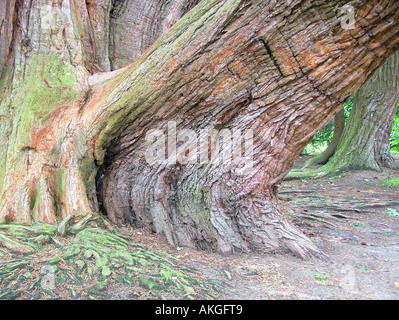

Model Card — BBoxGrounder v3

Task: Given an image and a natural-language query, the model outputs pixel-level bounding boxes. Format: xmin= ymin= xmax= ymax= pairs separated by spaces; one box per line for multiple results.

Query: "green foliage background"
xmin=390 ymin=102 xmax=399 ymax=152
xmin=304 ymin=99 xmax=399 ymax=155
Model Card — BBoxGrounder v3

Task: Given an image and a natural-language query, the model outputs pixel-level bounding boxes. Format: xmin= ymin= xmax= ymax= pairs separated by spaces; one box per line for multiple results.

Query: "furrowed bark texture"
xmin=83 ymin=0 xmax=201 ymax=72
xmin=0 ymin=0 xmax=399 ymax=259
xmin=108 ymin=0 xmax=201 ymax=70
xmin=321 ymin=50 xmax=399 ymax=172
xmin=0 ymin=0 xmax=199 ymax=223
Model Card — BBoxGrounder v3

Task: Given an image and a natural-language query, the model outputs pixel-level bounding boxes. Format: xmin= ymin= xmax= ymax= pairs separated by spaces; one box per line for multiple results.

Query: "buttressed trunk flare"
xmin=0 ymin=0 xmax=398 ymax=260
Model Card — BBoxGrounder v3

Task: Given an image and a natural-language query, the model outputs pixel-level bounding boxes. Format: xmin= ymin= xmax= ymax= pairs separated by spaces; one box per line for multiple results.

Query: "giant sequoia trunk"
xmin=1 ymin=0 xmax=399 ymax=259
xmin=320 ymin=51 xmax=399 ymax=172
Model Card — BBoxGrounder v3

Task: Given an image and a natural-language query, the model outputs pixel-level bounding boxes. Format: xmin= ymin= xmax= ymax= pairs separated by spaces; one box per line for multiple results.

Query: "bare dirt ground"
xmin=116 ymin=156 xmax=399 ymax=300
xmin=1 ymin=156 xmax=399 ymax=300
xmin=191 ymin=157 xmax=399 ymax=300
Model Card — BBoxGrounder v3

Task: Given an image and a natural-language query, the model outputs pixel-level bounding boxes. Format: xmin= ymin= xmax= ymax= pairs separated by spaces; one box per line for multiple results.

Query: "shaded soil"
xmin=153 ymin=156 xmax=399 ymax=300
xmin=1 ymin=156 xmax=399 ymax=300
xmin=215 ymin=157 xmax=399 ymax=299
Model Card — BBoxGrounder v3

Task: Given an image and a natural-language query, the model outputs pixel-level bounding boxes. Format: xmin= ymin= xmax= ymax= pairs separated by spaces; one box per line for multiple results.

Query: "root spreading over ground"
xmin=0 ymin=216 xmax=222 ymax=300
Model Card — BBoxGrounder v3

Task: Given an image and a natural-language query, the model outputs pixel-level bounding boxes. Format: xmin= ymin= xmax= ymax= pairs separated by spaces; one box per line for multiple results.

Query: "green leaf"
xmin=356 ymin=264 xmax=369 ymax=271
xmin=387 ymin=208 xmax=399 ymax=217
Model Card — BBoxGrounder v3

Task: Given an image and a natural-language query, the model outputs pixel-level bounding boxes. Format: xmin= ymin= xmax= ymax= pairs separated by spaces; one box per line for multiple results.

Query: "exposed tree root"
xmin=0 ymin=218 xmax=221 ymax=300
xmin=285 ymin=165 xmax=349 ymax=181
xmin=354 ymin=201 xmax=399 ymax=209
xmin=296 ymin=214 xmax=338 ymax=228
xmin=0 ymin=234 xmax=34 ymax=254
xmin=57 ymin=215 xmax=75 ymax=237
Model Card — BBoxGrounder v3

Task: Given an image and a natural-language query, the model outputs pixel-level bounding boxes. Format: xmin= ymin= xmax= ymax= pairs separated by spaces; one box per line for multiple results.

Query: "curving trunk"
xmin=322 ymin=51 xmax=399 ymax=172
xmin=302 ymin=107 xmax=346 ymax=169
xmin=1 ymin=0 xmax=399 ymax=259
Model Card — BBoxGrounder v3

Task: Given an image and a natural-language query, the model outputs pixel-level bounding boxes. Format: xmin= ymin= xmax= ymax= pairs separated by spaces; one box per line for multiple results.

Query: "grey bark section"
xmin=86 ymin=0 xmax=114 ymax=72
xmin=79 ymin=0 xmax=202 ymax=72
xmin=327 ymin=51 xmax=399 ymax=172
xmin=0 ymin=0 xmax=17 ymax=83
xmin=108 ymin=0 xmax=202 ymax=70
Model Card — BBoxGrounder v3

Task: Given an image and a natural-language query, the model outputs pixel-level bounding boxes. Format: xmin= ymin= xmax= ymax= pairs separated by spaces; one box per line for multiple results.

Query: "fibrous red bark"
xmin=1 ymin=0 xmax=399 ymax=259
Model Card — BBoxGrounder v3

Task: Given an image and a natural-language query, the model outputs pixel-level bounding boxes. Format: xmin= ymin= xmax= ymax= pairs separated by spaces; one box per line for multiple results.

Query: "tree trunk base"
xmin=103 ymin=161 xmax=326 ymax=260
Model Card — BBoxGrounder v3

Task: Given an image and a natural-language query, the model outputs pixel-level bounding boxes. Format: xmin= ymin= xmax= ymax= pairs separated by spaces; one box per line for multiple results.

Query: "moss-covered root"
xmin=57 ymin=213 xmax=112 ymax=236
xmin=0 ymin=226 xmax=218 ymax=299
xmin=285 ymin=165 xmax=348 ymax=181
xmin=69 ymin=214 xmax=96 ymax=234
xmin=0 ymin=214 xmax=97 ymax=254
xmin=57 ymin=214 xmax=75 ymax=236
xmin=0 ymin=247 xmax=9 ymax=258
xmin=0 ymin=224 xmax=57 ymax=238
xmin=0 ymin=224 xmax=57 ymax=255
xmin=0 ymin=233 xmax=34 ymax=254
xmin=285 ymin=169 xmax=325 ymax=180
xmin=62 ymin=227 xmax=215 ymax=299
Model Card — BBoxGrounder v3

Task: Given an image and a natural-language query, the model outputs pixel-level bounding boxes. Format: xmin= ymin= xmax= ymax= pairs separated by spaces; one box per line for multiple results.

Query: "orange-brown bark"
xmin=0 ymin=0 xmax=399 ymax=259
